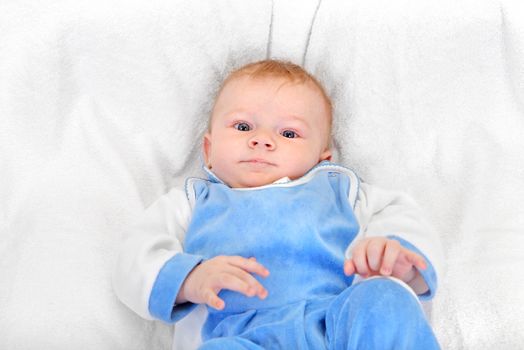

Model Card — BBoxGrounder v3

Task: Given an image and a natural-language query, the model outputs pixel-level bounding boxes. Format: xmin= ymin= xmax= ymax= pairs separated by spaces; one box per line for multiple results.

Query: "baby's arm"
xmin=344 ymin=237 xmax=429 ymax=294
xmin=112 ymin=187 xmax=197 ymax=322
xmin=350 ymin=182 xmax=443 ymax=299
xmin=113 ymin=187 xmax=271 ymax=323
xmin=177 ymin=256 xmax=269 ymax=310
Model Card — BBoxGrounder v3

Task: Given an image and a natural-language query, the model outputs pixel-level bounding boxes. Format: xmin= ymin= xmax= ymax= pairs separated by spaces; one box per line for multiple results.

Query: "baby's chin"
xmin=227 ymin=173 xmax=286 ymax=188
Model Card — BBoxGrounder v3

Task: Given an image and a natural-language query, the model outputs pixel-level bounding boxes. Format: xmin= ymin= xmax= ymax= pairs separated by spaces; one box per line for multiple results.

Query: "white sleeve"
xmin=112 ymin=186 xmax=193 ymax=320
xmin=349 ymin=182 xmax=444 ymax=298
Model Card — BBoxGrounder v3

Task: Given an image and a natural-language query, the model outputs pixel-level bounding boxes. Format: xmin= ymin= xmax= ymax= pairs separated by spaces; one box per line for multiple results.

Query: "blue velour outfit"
xmin=146 ymin=162 xmax=440 ymax=349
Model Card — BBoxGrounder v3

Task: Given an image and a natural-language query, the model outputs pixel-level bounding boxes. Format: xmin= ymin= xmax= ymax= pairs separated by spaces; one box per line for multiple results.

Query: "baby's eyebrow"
xmin=218 ymin=109 xmax=251 ymax=123
xmin=281 ymin=114 xmax=310 ymax=128
xmin=223 ymin=108 xmax=250 ymax=117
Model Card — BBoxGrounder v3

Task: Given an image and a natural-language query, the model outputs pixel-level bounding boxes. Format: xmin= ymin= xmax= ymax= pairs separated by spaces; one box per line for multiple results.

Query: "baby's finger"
xmin=351 ymin=242 xmax=371 ymax=277
xmin=215 ymin=272 xmax=259 ymax=298
xmin=380 ymin=239 xmax=401 ymax=275
xmin=227 ymin=266 xmax=268 ymax=299
xmin=406 ymin=251 xmax=427 ymax=270
xmin=366 ymin=239 xmax=386 ymax=272
xmin=227 ymin=256 xmax=270 ymax=278
xmin=344 ymin=259 xmax=356 ymax=276
xmin=204 ymin=289 xmax=225 ymax=310
xmin=214 ymin=271 xmax=268 ymax=300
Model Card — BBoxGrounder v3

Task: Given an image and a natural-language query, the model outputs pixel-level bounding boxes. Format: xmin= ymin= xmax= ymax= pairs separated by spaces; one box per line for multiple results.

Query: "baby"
xmin=113 ymin=59 xmax=442 ymax=349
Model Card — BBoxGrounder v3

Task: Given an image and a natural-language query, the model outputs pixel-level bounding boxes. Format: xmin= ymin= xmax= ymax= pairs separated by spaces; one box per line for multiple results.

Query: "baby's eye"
xmin=234 ymin=122 xmax=251 ymax=132
xmin=281 ymin=130 xmax=298 ymax=138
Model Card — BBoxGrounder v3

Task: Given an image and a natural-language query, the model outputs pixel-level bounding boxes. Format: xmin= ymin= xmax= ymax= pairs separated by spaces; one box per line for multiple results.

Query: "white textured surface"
xmin=1 ymin=0 xmax=524 ymax=349
xmin=305 ymin=0 xmax=524 ymax=348
xmin=0 ymin=1 xmax=270 ymax=349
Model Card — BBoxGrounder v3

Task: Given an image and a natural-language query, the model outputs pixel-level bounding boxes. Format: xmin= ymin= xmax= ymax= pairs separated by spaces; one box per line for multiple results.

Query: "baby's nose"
xmin=249 ymin=134 xmax=275 ymax=150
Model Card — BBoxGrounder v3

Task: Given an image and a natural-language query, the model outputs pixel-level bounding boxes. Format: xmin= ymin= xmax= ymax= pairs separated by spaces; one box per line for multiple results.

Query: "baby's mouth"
xmin=241 ymin=159 xmax=276 ymax=167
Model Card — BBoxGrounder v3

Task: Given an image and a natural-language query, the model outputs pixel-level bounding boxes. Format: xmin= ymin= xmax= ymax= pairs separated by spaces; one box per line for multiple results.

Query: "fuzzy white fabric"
xmin=0 ymin=1 xmax=271 ymax=349
xmin=1 ymin=0 xmax=523 ymax=349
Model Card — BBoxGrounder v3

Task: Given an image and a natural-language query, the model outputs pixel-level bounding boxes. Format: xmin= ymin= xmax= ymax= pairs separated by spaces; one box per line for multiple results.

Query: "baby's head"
xmin=203 ymin=59 xmax=333 ymax=188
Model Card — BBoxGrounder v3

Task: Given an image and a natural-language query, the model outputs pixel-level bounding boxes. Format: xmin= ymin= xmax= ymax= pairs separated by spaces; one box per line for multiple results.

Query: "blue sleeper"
xmin=149 ymin=163 xmax=440 ymax=349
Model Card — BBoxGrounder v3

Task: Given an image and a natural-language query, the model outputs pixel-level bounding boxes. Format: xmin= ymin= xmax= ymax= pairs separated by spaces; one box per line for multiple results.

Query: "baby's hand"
xmin=176 ymin=256 xmax=269 ymax=310
xmin=344 ymin=237 xmax=427 ymax=287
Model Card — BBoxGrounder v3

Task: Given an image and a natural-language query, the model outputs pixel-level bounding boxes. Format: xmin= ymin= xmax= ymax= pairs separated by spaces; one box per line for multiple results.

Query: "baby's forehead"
xmin=223 ymin=74 xmax=314 ymax=91
xmin=211 ymin=76 xmax=330 ymax=126
xmin=216 ymin=77 xmax=320 ymax=113
xmin=216 ymin=75 xmax=327 ymax=107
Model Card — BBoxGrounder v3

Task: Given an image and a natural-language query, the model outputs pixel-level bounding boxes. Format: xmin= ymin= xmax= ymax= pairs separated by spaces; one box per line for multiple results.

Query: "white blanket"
xmin=1 ymin=0 xmax=523 ymax=349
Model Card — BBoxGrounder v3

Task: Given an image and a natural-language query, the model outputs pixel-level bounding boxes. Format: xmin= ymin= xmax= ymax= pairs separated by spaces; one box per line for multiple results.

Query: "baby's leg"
xmin=199 ymin=336 xmax=264 ymax=350
xmin=325 ymin=277 xmax=439 ymax=350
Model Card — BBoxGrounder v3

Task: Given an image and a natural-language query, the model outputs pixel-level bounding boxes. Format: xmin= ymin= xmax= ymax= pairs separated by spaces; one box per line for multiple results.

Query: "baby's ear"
xmin=320 ymin=148 xmax=332 ymax=162
xmin=203 ymin=133 xmax=212 ymax=168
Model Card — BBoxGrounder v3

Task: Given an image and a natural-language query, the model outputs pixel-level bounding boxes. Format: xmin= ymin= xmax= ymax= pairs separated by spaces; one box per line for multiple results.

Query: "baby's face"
xmin=203 ymin=76 xmax=332 ymax=188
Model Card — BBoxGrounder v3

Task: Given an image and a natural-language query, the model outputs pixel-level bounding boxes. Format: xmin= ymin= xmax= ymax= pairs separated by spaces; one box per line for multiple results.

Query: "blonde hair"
xmin=213 ymin=59 xmax=333 ymax=131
